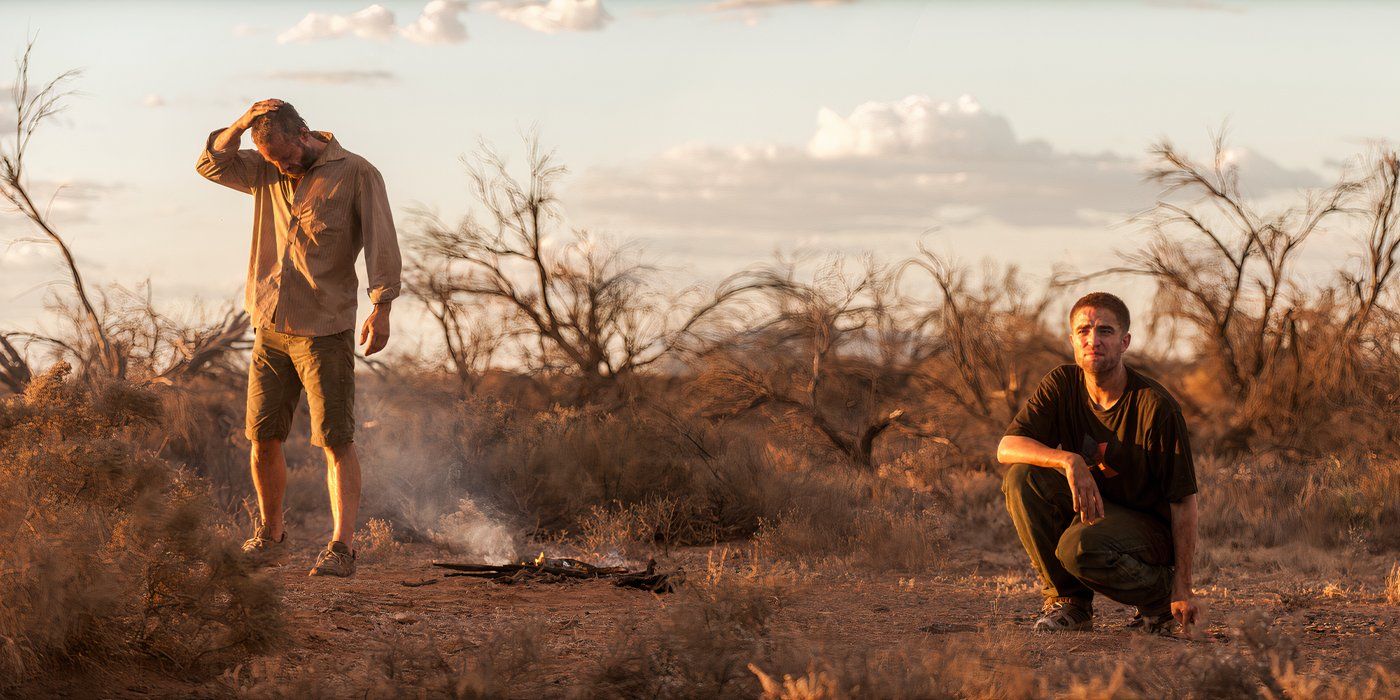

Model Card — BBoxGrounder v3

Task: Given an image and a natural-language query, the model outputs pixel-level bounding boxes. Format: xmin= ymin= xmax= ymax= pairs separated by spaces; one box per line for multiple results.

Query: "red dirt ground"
xmin=21 ymin=542 xmax=1399 ymax=698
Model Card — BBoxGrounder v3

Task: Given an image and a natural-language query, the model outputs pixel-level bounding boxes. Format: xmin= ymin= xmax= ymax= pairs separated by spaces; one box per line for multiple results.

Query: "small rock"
xmin=393 ymin=612 xmax=418 ymax=624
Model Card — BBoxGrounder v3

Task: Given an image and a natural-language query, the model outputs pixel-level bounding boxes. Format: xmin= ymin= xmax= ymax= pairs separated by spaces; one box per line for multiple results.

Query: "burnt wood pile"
xmin=430 ymin=555 xmax=683 ymax=593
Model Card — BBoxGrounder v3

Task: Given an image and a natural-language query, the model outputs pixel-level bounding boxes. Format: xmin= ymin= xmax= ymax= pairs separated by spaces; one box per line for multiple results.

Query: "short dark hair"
xmin=250 ymin=102 xmax=308 ymax=146
xmin=1069 ymin=292 xmax=1130 ymax=333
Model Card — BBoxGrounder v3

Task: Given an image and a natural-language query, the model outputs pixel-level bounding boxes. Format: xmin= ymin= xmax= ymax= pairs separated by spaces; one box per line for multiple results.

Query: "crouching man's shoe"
xmin=1033 ymin=597 xmax=1093 ymax=632
xmin=1126 ymin=603 xmax=1175 ymax=635
xmin=309 ymin=540 xmax=357 ymax=577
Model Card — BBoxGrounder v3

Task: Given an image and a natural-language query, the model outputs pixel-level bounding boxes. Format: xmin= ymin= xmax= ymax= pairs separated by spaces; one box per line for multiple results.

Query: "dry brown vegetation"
xmin=3 ymin=47 xmax=1399 ymax=699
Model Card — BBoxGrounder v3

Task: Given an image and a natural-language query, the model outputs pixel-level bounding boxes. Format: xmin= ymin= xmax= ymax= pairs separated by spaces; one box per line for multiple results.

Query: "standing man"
xmin=997 ymin=293 xmax=1200 ymax=634
xmin=197 ymin=99 xmax=401 ymax=577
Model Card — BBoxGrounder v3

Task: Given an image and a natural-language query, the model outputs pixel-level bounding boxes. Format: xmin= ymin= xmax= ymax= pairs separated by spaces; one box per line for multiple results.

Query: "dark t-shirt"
xmin=1005 ymin=364 xmax=1197 ymax=518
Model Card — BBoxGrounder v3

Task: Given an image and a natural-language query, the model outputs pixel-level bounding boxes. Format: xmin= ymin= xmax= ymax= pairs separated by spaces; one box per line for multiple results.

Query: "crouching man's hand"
xmin=360 ymin=302 xmax=391 ymax=356
xmin=1171 ymin=596 xmax=1200 ymax=633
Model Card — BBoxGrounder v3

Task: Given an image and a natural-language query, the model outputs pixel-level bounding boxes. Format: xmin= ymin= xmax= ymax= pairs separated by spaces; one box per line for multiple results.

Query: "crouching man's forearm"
xmin=1169 ymin=494 xmax=1200 ymax=630
xmin=998 ymin=434 xmax=1105 ymax=524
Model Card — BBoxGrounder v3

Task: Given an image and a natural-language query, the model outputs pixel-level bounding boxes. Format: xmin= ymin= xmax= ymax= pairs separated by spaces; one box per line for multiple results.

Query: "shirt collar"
xmin=308 ymin=131 xmax=345 ymax=169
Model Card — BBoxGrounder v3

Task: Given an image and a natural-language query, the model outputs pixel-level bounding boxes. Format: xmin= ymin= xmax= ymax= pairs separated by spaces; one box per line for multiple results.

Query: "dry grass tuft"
xmin=1387 ymin=561 xmax=1400 ymax=606
xmin=224 ymin=621 xmax=547 ymax=699
xmin=0 ymin=364 xmax=281 ymax=685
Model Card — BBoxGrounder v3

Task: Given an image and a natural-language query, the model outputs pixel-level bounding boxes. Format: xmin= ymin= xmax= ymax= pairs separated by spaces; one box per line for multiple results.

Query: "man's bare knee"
xmin=323 ymin=442 xmax=356 ymax=465
xmin=251 ymin=438 xmax=283 ymax=459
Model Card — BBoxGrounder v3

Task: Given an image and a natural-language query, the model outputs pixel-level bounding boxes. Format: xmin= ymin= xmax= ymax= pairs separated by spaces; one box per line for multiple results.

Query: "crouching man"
xmin=196 ymin=99 xmax=401 ymax=577
xmin=997 ymin=292 xmax=1200 ymax=634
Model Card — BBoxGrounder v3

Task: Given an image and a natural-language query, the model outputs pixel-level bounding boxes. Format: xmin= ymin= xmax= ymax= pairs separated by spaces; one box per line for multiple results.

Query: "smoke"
xmin=428 ymin=497 xmax=521 ymax=565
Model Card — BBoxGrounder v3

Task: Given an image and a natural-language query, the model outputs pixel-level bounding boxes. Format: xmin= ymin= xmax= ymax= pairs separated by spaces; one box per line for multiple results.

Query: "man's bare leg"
xmin=324 ymin=443 xmax=362 ymax=549
xmin=250 ymin=438 xmax=287 ymax=539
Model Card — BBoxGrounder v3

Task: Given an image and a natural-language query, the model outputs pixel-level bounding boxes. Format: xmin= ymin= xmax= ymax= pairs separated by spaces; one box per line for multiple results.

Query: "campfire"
xmin=430 ymin=553 xmax=683 ymax=593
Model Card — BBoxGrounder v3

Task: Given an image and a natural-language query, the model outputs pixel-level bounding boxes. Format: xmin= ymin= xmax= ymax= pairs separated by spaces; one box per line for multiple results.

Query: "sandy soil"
xmin=21 ymin=541 xmax=1398 ymax=699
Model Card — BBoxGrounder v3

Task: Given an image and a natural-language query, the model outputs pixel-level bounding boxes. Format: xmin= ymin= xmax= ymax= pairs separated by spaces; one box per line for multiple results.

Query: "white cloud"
xmin=142 ymin=93 xmax=165 ymax=108
xmin=276 ymin=1 xmax=466 ymax=45
xmin=277 ymin=4 xmax=397 ymax=43
xmin=481 ymin=0 xmax=611 ymax=33
xmin=402 ymin=0 xmax=470 ymax=43
xmin=807 ymin=94 xmax=1017 ymax=159
xmin=568 ymin=94 xmax=1321 ymax=240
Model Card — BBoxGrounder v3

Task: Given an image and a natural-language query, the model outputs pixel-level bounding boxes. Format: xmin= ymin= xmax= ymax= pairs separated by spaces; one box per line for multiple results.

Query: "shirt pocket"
xmin=298 ymin=180 xmax=355 ymax=243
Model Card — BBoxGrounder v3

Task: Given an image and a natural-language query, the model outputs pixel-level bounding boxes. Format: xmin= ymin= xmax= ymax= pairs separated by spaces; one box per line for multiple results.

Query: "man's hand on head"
xmin=236 ymin=99 xmax=287 ymax=131
xmin=360 ymin=302 xmax=391 ymax=356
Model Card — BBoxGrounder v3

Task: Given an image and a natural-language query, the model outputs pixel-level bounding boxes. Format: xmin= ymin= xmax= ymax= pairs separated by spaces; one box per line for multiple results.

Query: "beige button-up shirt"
xmin=196 ymin=130 xmax=401 ymax=337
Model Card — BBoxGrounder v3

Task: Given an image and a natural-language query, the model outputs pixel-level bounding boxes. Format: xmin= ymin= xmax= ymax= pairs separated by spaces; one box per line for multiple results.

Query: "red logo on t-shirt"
xmin=1092 ymin=441 xmax=1119 ymax=478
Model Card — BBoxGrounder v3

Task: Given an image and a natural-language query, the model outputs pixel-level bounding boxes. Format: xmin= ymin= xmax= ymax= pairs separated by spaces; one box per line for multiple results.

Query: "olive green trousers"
xmin=1002 ymin=463 xmax=1174 ymax=609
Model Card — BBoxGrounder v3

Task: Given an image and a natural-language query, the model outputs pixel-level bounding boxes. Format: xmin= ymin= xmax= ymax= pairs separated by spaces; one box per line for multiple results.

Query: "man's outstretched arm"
xmin=1169 ymin=494 xmax=1200 ymax=631
xmin=997 ymin=435 xmax=1104 ymax=523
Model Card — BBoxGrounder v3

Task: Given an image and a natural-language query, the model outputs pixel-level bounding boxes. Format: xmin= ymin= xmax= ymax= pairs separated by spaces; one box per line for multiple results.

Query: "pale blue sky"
xmin=2 ymin=0 xmax=1397 ymax=346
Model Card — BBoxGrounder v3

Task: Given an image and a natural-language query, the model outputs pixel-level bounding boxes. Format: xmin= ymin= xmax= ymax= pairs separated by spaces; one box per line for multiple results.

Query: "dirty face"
xmin=255 ymin=130 xmax=316 ymax=178
xmin=1070 ymin=306 xmax=1130 ymax=375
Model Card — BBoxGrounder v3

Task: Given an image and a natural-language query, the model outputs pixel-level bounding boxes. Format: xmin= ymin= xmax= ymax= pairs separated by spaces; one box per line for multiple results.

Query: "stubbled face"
xmin=255 ymin=131 xmax=315 ymax=178
xmin=1071 ymin=306 xmax=1130 ymax=375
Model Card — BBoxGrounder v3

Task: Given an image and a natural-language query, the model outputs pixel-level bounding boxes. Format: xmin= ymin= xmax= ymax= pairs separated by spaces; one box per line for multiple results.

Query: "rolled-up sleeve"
xmin=357 ymin=163 xmax=402 ymax=304
xmin=195 ymin=129 xmax=266 ymax=194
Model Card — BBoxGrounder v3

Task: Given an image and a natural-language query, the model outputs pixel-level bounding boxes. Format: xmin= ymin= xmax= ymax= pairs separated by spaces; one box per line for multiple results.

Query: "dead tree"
xmin=697 ymin=258 xmax=948 ymax=471
xmin=0 ymin=333 xmax=31 ymax=393
xmin=1341 ymin=151 xmax=1400 ymax=343
xmin=1117 ymin=134 xmax=1356 ymax=404
xmin=405 ymin=258 xmax=509 ymax=394
xmin=1333 ymin=151 xmax=1400 ymax=427
xmin=901 ymin=247 xmax=1065 ymax=431
xmin=0 ymin=40 xmax=124 ymax=380
xmin=409 ymin=136 xmax=755 ymax=400
xmin=151 ymin=308 xmax=251 ymax=384
xmin=1108 ymin=134 xmax=1400 ymax=450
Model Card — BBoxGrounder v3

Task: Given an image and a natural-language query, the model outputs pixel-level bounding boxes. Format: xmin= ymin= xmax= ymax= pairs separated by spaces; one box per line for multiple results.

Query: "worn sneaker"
xmin=309 ymin=541 xmax=357 ymax=577
xmin=1127 ymin=605 xmax=1175 ymax=635
xmin=1033 ymin=598 xmax=1093 ymax=632
xmin=240 ymin=525 xmax=287 ymax=565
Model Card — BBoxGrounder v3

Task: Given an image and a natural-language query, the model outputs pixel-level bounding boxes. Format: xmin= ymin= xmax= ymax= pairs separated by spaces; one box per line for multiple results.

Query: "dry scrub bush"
xmin=582 ymin=553 xmax=793 ymax=699
xmin=1080 ymin=611 xmax=1398 ymax=699
xmin=753 ymin=491 xmax=946 ymax=572
xmin=750 ymin=636 xmax=1040 ymax=700
xmin=409 ymin=136 xmax=756 ymax=401
xmin=696 ymin=257 xmax=950 ymax=471
xmin=1195 ymin=453 xmax=1400 ymax=552
xmin=2 ymin=42 xmax=249 ymax=390
xmin=447 ymin=398 xmax=859 ymax=545
xmin=1122 ymin=140 xmax=1400 ymax=453
xmin=743 ymin=612 xmax=1395 ymax=699
xmin=901 ymin=248 xmax=1066 ymax=442
xmin=226 ymin=621 xmax=547 ymax=700
xmin=0 ymin=364 xmax=280 ymax=685
xmin=354 ymin=517 xmax=404 ymax=561
xmin=1388 ymin=562 xmax=1400 ymax=605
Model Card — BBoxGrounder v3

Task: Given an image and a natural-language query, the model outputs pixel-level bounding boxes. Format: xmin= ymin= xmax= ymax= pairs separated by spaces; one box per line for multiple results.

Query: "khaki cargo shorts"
xmin=246 ymin=326 xmax=356 ymax=447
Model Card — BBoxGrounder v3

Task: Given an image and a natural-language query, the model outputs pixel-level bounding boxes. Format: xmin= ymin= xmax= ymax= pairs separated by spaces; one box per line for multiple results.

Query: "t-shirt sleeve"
xmin=1151 ymin=409 xmax=1198 ymax=503
xmin=1004 ymin=368 xmax=1066 ymax=446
